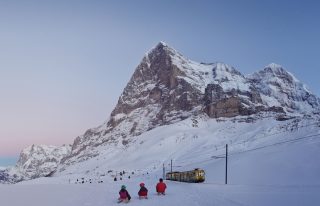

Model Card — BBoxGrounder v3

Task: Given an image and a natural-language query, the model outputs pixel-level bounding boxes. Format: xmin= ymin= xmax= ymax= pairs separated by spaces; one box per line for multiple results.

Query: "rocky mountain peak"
xmin=106 ymin=42 xmax=203 ymax=137
xmin=263 ymin=63 xmax=299 ymax=79
xmin=146 ymin=41 xmax=181 ymax=61
xmin=67 ymin=43 xmax=214 ymax=161
xmin=69 ymin=43 xmax=319 ymax=158
xmin=266 ymin=62 xmax=283 ymax=70
xmin=253 ymin=63 xmax=296 ymax=84
xmin=154 ymin=41 xmax=169 ymax=51
xmin=36 ymin=42 xmax=320 ymax=173
xmin=248 ymin=64 xmax=319 ymax=113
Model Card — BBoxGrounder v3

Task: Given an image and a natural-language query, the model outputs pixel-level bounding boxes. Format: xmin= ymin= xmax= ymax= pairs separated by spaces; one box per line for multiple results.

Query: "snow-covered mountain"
xmin=248 ymin=63 xmax=319 ymax=113
xmin=3 ymin=144 xmax=71 ymax=183
xmin=61 ymin=42 xmax=320 ymax=166
xmin=3 ymin=41 xmax=320 ymax=183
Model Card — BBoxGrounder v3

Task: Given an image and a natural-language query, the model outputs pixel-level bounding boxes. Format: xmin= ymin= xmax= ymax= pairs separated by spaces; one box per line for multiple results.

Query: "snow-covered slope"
xmin=56 ymin=113 xmax=320 ymax=177
xmin=1 ymin=113 xmax=319 ymax=206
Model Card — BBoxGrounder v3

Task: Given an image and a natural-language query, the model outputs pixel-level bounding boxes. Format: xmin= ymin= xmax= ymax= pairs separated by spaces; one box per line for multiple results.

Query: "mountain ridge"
xmin=56 ymin=41 xmax=320 ymax=172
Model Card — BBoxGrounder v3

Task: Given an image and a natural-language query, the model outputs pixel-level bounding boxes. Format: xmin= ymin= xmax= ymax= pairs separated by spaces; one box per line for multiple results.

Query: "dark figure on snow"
xmin=138 ymin=182 xmax=148 ymax=199
xmin=156 ymin=178 xmax=167 ymax=195
xmin=118 ymin=185 xmax=131 ymax=203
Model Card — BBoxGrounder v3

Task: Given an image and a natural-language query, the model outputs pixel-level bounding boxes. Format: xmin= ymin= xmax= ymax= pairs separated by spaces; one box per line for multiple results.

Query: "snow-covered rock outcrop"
xmin=5 ymin=144 xmax=71 ymax=182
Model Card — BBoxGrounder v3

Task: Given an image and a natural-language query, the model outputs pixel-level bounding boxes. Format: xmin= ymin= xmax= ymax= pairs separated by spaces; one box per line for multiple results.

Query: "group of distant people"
xmin=118 ymin=178 xmax=167 ymax=203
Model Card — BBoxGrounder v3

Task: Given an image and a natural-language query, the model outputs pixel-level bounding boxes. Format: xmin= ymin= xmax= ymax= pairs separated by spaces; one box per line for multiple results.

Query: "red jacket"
xmin=119 ymin=189 xmax=131 ymax=200
xmin=138 ymin=186 xmax=148 ymax=196
xmin=156 ymin=182 xmax=167 ymax=193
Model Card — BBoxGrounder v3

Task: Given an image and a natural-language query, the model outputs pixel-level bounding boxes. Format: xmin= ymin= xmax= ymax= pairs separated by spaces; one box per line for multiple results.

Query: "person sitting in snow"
xmin=118 ymin=185 xmax=131 ymax=203
xmin=156 ymin=178 xmax=167 ymax=195
xmin=138 ymin=182 xmax=148 ymax=199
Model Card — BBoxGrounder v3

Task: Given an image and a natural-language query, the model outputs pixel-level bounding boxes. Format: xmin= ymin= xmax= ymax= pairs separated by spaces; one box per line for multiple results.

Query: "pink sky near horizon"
xmin=0 ymin=96 xmax=115 ymax=156
xmin=1 ymin=127 xmax=75 ymax=156
xmin=0 ymin=116 xmax=111 ymax=156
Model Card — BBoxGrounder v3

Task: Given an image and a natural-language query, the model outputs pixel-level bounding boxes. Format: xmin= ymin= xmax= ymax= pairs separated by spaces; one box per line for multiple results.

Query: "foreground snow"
xmin=1 ymin=181 xmax=319 ymax=206
xmin=1 ymin=130 xmax=320 ymax=205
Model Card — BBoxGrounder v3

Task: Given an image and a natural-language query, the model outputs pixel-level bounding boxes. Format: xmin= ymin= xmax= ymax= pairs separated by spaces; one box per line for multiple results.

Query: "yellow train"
xmin=166 ymin=168 xmax=205 ymax=183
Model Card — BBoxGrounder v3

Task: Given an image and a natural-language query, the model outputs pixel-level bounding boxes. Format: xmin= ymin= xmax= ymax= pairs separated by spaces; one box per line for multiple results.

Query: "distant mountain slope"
xmin=4 ymin=144 xmax=71 ymax=182
xmin=249 ymin=63 xmax=319 ymax=112
xmin=56 ymin=113 xmax=320 ymax=180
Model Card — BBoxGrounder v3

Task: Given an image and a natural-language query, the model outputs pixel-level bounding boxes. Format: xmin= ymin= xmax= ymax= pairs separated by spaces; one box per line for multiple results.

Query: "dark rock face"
xmin=0 ymin=170 xmax=9 ymax=183
xmin=107 ymin=42 xmax=202 ymax=133
xmin=204 ymin=84 xmax=225 ymax=105
xmin=205 ymin=96 xmax=241 ymax=118
xmin=203 ymin=83 xmax=267 ymax=118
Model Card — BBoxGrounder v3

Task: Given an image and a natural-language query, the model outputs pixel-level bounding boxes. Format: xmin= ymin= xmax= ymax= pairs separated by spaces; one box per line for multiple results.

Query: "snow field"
xmin=2 ymin=115 xmax=320 ymax=205
xmin=1 ymin=131 xmax=320 ymax=206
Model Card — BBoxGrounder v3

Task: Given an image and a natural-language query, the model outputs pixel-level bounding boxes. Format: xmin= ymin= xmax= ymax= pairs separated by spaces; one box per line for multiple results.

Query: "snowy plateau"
xmin=1 ymin=42 xmax=320 ymax=206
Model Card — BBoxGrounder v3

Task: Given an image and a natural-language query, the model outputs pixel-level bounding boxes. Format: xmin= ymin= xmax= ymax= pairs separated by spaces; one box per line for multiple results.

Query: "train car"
xmin=166 ymin=171 xmax=180 ymax=181
xmin=166 ymin=168 xmax=205 ymax=183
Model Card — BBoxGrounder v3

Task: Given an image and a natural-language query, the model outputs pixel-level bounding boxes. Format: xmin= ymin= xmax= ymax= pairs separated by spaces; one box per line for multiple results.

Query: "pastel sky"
xmin=0 ymin=0 xmax=319 ymax=164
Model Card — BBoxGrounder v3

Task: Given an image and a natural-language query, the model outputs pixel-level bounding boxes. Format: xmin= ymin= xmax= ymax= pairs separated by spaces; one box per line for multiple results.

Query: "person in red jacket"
xmin=118 ymin=185 xmax=131 ymax=203
xmin=138 ymin=182 xmax=148 ymax=199
xmin=156 ymin=178 xmax=167 ymax=195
